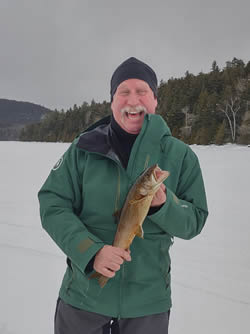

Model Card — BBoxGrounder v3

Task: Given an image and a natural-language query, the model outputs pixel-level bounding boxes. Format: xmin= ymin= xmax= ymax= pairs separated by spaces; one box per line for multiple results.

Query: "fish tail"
xmin=89 ymin=271 xmax=109 ymax=288
xmin=89 ymin=271 xmax=102 ymax=280
xmin=98 ymin=275 xmax=110 ymax=288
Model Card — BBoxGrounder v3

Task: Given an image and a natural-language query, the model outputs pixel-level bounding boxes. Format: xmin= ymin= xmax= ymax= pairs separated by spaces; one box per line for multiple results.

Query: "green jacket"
xmin=38 ymin=114 xmax=208 ymax=318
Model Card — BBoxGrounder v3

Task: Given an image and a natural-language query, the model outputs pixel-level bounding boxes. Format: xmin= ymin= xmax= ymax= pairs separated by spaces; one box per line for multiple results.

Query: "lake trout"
xmin=93 ymin=164 xmax=170 ymax=288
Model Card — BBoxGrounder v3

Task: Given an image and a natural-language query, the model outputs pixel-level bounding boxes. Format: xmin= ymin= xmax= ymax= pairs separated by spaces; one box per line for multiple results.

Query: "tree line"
xmin=20 ymin=58 xmax=250 ymax=145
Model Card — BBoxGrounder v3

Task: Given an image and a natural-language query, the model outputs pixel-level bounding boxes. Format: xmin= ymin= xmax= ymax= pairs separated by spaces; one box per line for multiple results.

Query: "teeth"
xmin=127 ymin=111 xmax=141 ymax=115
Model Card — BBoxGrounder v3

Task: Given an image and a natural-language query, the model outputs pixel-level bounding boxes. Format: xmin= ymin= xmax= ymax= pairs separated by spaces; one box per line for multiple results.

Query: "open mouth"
xmin=120 ymin=106 xmax=147 ymax=121
xmin=125 ymin=111 xmax=145 ymax=119
xmin=153 ymin=166 xmax=170 ymax=185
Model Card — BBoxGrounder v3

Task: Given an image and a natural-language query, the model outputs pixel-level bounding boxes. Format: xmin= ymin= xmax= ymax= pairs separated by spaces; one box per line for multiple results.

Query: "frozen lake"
xmin=1 ymin=142 xmax=250 ymax=333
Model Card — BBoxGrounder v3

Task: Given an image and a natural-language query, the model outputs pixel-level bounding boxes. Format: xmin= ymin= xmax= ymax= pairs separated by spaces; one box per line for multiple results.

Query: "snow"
xmin=1 ymin=142 xmax=250 ymax=334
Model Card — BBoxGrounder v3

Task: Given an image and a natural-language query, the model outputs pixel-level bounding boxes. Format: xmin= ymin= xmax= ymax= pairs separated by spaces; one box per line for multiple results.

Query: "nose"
xmin=127 ymin=93 xmax=140 ymax=106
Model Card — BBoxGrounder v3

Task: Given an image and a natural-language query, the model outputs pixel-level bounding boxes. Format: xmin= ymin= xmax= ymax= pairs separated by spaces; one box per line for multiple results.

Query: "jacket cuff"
xmin=148 ymin=187 xmax=206 ymax=239
xmin=70 ymin=234 xmax=105 ymax=274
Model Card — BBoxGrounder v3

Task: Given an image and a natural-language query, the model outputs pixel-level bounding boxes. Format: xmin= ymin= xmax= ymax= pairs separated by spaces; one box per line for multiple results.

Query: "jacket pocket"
xmin=65 ymin=264 xmax=75 ymax=296
xmin=64 ymin=260 xmax=89 ymax=297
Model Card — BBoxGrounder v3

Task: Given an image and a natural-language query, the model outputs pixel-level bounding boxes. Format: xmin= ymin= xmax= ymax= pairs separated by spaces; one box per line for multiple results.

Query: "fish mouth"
xmin=152 ymin=165 xmax=170 ymax=190
xmin=139 ymin=165 xmax=170 ymax=196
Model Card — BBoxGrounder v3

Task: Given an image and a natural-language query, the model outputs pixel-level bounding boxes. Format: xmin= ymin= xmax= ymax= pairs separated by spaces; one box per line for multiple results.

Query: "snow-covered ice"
xmin=1 ymin=142 xmax=250 ymax=333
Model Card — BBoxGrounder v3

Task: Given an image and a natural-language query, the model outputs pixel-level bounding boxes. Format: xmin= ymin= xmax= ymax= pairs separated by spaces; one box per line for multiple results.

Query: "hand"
xmin=151 ymin=183 xmax=166 ymax=207
xmin=94 ymin=245 xmax=131 ymax=278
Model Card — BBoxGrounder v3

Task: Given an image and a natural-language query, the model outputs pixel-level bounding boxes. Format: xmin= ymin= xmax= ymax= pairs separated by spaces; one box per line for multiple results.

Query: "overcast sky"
xmin=1 ymin=0 xmax=250 ymax=111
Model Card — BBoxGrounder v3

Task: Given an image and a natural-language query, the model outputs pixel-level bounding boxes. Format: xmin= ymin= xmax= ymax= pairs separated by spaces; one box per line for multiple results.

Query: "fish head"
xmin=138 ymin=164 xmax=170 ymax=196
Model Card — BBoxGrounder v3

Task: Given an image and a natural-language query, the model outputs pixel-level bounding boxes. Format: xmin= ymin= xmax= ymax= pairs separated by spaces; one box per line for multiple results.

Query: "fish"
xmin=92 ymin=164 xmax=170 ymax=288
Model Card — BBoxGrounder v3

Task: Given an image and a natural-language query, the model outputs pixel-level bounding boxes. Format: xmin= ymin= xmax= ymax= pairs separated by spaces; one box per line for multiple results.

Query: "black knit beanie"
xmin=110 ymin=57 xmax=158 ymax=102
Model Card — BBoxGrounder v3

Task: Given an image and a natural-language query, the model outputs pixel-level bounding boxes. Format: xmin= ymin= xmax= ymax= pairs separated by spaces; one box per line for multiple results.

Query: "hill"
xmin=20 ymin=58 xmax=250 ymax=145
xmin=0 ymin=99 xmax=52 ymax=140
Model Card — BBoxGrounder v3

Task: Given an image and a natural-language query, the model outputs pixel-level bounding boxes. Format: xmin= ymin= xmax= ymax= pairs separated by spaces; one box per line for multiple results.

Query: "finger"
xmin=157 ymin=185 xmax=166 ymax=196
xmin=112 ymin=247 xmax=131 ymax=261
xmin=156 ymin=184 xmax=165 ymax=194
xmin=108 ymin=262 xmax=121 ymax=272
xmin=112 ymin=255 xmax=124 ymax=265
xmin=161 ymin=183 xmax=166 ymax=191
xmin=101 ymin=267 xmax=116 ymax=278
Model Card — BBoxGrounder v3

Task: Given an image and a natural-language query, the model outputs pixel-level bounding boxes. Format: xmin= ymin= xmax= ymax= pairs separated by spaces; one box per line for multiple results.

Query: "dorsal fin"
xmin=113 ymin=209 xmax=122 ymax=224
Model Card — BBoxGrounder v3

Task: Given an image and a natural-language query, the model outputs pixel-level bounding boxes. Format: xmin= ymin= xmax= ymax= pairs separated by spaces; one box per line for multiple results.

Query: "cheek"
xmin=112 ymin=98 xmax=125 ymax=112
xmin=142 ymin=97 xmax=157 ymax=114
xmin=111 ymin=100 xmax=125 ymax=122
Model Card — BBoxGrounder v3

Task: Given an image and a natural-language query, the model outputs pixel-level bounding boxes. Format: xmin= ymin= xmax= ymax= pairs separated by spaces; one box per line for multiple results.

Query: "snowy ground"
xmin=0 ymin=142 xmax=250 ymax=334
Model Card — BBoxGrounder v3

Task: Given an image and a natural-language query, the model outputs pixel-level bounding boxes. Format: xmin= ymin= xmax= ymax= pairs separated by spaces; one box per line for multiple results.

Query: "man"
xmin=38 ymin=57 xmax=208 ymax=334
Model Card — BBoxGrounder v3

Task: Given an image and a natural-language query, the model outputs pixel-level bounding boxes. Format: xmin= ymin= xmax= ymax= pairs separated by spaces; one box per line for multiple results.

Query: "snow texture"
xmin=1 ymin=142 xmax=250 ymax=333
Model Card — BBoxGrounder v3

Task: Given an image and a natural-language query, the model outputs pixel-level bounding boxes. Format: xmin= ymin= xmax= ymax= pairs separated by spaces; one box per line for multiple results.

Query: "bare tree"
xmin=217 ymin=97 xmax=241 ymax=142
xmin=181 ymin=106 xmax=190 ymax=127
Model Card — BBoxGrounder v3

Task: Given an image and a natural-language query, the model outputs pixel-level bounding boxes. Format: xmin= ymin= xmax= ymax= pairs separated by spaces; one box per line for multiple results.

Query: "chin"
xmin=125 ymin=127 xmax=141 ymax=134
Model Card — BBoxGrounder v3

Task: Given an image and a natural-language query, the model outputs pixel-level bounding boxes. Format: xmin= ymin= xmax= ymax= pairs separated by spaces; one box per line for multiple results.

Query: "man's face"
xmin=111 ymin=78 xmax=157 ymax=134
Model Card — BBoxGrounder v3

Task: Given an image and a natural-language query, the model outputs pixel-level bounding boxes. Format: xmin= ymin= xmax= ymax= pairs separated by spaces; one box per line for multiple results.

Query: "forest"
xmin=20 ymin=58 xmax=250 ymax=145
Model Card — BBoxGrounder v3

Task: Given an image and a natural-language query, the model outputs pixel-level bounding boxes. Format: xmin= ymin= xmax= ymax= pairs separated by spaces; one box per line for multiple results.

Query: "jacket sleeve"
xmin=38 ymin=142 xmax=105 ymax=273
xmin=149 ymin=147 xmax=208 ymax=240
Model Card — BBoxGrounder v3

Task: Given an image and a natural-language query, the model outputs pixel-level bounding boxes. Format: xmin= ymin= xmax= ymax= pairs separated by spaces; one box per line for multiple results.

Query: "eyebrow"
xmin=118 ymin=85 xmax=148 ymax=91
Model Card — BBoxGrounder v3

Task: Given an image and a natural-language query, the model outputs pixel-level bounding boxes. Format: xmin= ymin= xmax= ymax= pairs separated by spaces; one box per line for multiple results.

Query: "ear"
xmin=154 ymin=96 xmax=158 ymax=108
xmin=111 ymin=100 xmax=114 ymax=112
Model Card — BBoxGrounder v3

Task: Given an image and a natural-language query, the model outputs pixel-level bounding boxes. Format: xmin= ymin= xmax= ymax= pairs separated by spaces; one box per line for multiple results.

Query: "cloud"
xmin=0 ymin=0 xmax=250 ymax=110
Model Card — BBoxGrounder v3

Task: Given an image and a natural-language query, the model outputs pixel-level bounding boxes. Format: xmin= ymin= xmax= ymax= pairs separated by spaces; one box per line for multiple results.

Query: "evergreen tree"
xmin=245 ymin=61 xmax=250 ymax=77
xmin=19 ymin=58 xmax=250 ymax=145
xmin=211 ymin=60 xmax=219 ymax=72
xmin=214 ymin=120 xmax=226 ymax=145
xmin=194 ymin=127 xmax=210 ymax=145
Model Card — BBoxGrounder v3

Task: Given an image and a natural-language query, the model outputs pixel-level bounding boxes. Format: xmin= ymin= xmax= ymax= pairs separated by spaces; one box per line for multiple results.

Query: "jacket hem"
xmin=59 ymin=290 xmax=172 ymax=318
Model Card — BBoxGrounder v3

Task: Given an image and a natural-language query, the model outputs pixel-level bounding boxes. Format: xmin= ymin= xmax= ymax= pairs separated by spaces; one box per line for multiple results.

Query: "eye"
xmin=119 ymin=90 xmax=129 ymax=96
xmin=137 ymin=90 xmax=147 ymax=96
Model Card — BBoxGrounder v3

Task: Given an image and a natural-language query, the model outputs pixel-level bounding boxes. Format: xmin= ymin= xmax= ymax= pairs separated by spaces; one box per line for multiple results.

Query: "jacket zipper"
xmin=114 ymin=166 xmax=121 ymax=217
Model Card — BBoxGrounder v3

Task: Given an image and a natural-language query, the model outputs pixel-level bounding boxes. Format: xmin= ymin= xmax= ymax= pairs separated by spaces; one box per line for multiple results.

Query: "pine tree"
xmin=211 ymin=60 xmax=219 ymax=72
xmin=214 ymin=121 xmax=226 ymax=145
xmin=194 ymin=127 xmax=210 ymax=145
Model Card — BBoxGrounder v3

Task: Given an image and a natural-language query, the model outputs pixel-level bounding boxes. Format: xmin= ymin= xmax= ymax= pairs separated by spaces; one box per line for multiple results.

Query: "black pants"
xmin=55 ymin=298 xmax=170 ymax=334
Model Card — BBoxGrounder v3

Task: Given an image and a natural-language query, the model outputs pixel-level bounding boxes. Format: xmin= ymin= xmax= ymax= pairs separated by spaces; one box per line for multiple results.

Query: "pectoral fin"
xmin=113 ymin=209 xmax=122 ymax=224
xmin=129 ymin=196 xmax=147 ymax=205
xmin=135 ymin=225 xmax=144 ymax=239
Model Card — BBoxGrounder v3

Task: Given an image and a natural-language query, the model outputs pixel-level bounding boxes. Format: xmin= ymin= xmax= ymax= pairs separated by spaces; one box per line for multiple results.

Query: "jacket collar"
xmin=76 ymin=115 xmax=120 ymax=161
xmin=76 ymin=114 xmax=171 ymax=159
